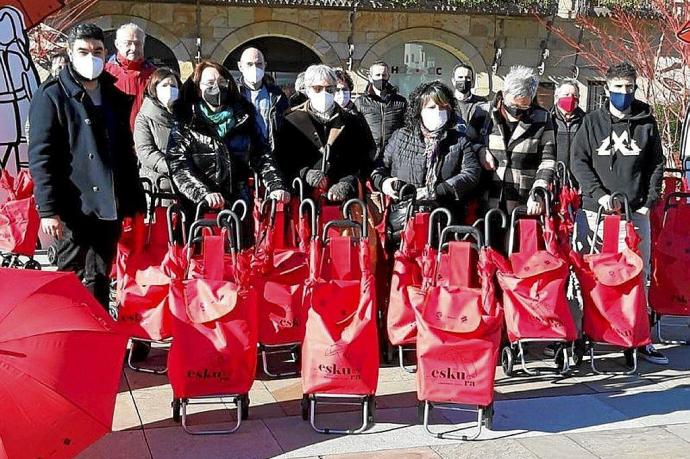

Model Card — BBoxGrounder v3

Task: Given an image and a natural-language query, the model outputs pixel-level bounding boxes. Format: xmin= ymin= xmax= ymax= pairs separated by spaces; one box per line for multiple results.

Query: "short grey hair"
xmin=303 ymin=64 xmax=337 ymax=88
xmin=503 ymin=65 xmax=539 ymax=100
xmin=555 ymin=78 xmax=580 ymax=97
xmin=115 ymin=23 xmax=145 ymax=43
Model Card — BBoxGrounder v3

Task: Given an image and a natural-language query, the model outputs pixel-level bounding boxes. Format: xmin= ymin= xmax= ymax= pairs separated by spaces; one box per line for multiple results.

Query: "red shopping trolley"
xmin=168 ymin=212 xmax=258 ymax=435
xmin=570 ymin=193 xmax=651 ymax=374
xmin=386 ymin=201 xmax=450 ymax=373
xmin=0 ymin=169 xmax=40 ymax=269
xmin=412 ymin=224 xmax=502 ymax=440
xmin=300 ymin=201 xmax=378 ymax=434
xmin=253 ymin=197 xmax=311 ymax=377
xmin=650 ymin=189 xmax=690 ymax=343
xmin=492 ymin=189 xmax=578 ymax=377
xmin=115 ymin=194 xmax=187 ymax=374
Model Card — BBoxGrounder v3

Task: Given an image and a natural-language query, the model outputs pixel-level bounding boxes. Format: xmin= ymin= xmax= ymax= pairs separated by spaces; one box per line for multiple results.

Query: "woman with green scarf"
xmin=167 ymin=60 xmax=288 ymax=215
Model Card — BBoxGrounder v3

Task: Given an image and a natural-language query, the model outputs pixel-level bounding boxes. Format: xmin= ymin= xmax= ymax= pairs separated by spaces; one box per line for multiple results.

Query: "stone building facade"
xmin=81 ymin=0 xmax=622 ymax=109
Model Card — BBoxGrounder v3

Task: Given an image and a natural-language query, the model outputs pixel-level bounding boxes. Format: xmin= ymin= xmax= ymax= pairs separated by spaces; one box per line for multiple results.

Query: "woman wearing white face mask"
xmin=275 ymin=64 xmax=375 ymax=202
xmin=371 ymin=81 xmax=481 ymax=238
xmin=134 ymin=67 xmax=182 ymax=195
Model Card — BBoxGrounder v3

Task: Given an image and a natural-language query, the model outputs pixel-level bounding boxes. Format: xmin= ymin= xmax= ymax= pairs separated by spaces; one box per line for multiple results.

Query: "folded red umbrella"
xmin=0 ymin=268 xmax=127 ymax=459
xmin=5 ymin=0 xmax=64 ymax=29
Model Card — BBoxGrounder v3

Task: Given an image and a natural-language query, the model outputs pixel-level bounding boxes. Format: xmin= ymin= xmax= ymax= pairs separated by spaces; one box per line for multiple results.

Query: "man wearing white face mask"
xmin=275 ymin=64 xmax=375 ymax=202
xmin=105 ymin=23 xmax=156 ymax=131
xmin=28 ymin=23 xmax=145 ymax=309
xmin=134 ymin=67 xmax=182 ymax=196
xmin=237 ymin=47 xmax=289 ymax=154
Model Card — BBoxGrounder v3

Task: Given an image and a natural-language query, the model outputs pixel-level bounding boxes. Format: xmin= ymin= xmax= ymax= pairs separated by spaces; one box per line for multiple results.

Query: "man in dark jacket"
xmin=354 ymin=61 xmax=407 ymax=161
xmin=105 ymin=23 xmax=156 ymax=131
xmin=571 ymin=61 xmax=667 ymax=365
xmin=552 ymin=78 xmax=586 ymax=174
xmin=451 ymin=63 xmax=487 ymax=135
xmin=28 ymin=23 xmax=145 ymax=309
xmin=237 ymin=47 xmax=290 ymax=155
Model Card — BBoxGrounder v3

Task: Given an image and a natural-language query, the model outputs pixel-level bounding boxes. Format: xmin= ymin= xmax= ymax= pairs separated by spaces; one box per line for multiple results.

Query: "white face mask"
xmin=334 ymin=89 xmax=351 ymax=107
xmin=242 ymin=66 xmax=264 ymax=85
xmin=156 ymin=84 xmax=179 ymax=108
xmin=421 ymin=107 xmax=448 ymax=131
xmin=71 ymin=53 xmax=104 ymax=81
xmin=309 ymin=90 xmax=335 ymax=113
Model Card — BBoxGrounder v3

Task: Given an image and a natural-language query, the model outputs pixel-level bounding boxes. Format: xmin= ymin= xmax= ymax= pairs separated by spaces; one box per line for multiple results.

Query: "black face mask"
xmin=454 ymin=80 xmax=472 ymax=94
xmin=202 ymin=85 xmax=228 ymax=107
xmin=503 ymin=103 xmax=530 ymax=119
xmin=372 ymin=78 xmax=388 ymax=92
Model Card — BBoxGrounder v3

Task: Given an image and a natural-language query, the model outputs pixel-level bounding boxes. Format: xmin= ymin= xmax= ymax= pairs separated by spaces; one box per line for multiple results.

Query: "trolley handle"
xmin=188 ymin=219 xmax=221 ymax=247
xmin=609 ymin=192 xmax=632 ymax=221
xmin=343 ymin=198 xmax=369 ymax=239
xmin=665 ymin=192 xmax=690 ymax=210
xmin=484 ymin=208 xmax=507 ymax=248
xmin=322 ymin=219 xmax=361 ymax=241
xmin=140 ymin=177 xmax=154 ymax=195
xmin=166 ymin=203 xmax=187 ymax=244
xmin=440 ymin=225 xmax=484 ymax=249
xmin=217 ymin=210 xmax=242 ymax=252
xmin=427 ymin=207 xmax=452 ymax=248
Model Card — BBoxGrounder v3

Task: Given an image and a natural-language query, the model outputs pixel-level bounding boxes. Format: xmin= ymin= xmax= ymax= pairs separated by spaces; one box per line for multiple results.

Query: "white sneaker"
xmin=638 ymin=344 xmax=669 ymax=365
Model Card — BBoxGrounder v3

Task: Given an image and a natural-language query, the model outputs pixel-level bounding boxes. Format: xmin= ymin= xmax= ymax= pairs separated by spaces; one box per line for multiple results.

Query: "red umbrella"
xmin=4 ymin=0 xmax=65 ymax=29
xmin=0 ymin=268 xmax=127 ymax=459
xmin=679 ymin=20 xmax=690 ymax=44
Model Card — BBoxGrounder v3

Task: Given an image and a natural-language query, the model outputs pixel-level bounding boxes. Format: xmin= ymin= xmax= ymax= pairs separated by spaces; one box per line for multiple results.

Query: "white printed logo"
xmin=596 ymin=131 xmax=641 ymax=156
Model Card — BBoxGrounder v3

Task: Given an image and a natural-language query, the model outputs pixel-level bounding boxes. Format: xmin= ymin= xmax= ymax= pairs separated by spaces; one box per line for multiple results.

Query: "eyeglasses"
xmin=310 ymin=85 xmax=337 ymax=94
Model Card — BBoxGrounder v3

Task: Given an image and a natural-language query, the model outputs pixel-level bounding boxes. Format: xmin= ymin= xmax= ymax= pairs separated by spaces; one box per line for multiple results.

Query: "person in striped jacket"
xmin=467 ymin=65 xmax=556 ymax=216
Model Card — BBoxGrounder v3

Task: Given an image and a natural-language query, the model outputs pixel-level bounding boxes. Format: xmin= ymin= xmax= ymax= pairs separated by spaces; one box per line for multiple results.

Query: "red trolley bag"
xmin=650 ymin=189 xmax=690 ymax=343
xmin=492 ymin=189 xmax=578 ymax=377
xmin=413 ymin=224 xmax=502 ymax=440
xmin=168 ymin=213 xmax=257 ymax=435
xmin=253 ymin=197 xmax=310 ymax=377
xmin=570 ymin=193 xmax=651 ymax=375
xmin=300 ymin=203 xmax=378 ymax=434
xmin=0 ymin=169 xmax=40 ymax=268
xmin=116 ymin=201 xmax=187 ymax=374
xmin=386 ymin=206 xmax=451 ymax=372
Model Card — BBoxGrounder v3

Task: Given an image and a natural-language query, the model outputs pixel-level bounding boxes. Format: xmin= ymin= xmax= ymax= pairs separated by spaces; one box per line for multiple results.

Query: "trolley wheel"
xmin=240 ymin=394 xmax=250 ymax=420
xmin=300 ymin=395 xmax=309 ymax=421
xmin=367 ymin=395 xmax=376 ymax=423
xmin=171 ymin=398 xmax=181 ymax=423
xmin=47 ymin=244 xmax=57 ymax=265
xmin=501 ymin=346 xmax=515 ymax=377
xmin=483 ymin=403 xmax=494 ymax=430
xmin=23 ymin=259 xmax=41 ymax=270
xmin=130 ymin=340 xmax=151 ymax=362
xmin=624 ymin=348 xmax=635 ymax=369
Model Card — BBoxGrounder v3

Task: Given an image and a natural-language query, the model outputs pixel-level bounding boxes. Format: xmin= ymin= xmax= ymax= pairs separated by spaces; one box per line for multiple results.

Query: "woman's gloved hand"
xmin=327 ymin=182 xmax=355 ymax=202
xmin=305 ymin=169 xmax=327 ymax=189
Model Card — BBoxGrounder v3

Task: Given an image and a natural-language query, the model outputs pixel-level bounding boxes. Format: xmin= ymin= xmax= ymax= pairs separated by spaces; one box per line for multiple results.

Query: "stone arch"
xmin=359 ymin=27 xmax=492 ymax=94
xmin=82 ymin=14 xmax=194 ymax=65
xmin=210 ymin=21 xmax=341 ymax=67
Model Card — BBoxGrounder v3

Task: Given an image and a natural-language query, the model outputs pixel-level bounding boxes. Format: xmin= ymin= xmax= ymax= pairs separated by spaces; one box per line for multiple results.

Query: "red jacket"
xmin=105 ymin=53 xmax=156 ymax=131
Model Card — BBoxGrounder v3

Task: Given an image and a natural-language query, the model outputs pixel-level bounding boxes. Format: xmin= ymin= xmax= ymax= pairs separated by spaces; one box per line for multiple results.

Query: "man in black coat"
xmin=28 ymin=23 xmax=145 ymax=309
xmin=354 ymin=61 xmax=407 ymax=161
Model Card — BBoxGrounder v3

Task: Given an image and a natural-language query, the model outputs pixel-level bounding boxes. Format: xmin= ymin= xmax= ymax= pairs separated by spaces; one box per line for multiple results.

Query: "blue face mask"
xmin=609 ymin=91 xmax=634 ymax=111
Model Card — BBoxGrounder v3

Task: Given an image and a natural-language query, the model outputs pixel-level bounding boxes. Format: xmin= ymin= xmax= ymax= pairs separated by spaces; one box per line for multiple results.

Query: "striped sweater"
xmin=467 ymin=92 xmax=556 ymax=212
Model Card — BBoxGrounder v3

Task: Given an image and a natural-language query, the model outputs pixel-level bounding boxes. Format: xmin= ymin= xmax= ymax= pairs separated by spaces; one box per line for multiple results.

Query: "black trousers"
xmin=56 ymin=215 xmax=121 ymax=309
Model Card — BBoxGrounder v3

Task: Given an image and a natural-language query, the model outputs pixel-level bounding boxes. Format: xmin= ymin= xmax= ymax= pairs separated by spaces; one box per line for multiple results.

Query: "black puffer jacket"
xmin=167 ymin=101 xmax=284 ymax=205
xmin=275 ymin=103 xmax=375 ymax=197
xmin=371 ymin=124 xmax=481 ymax=208
xmin=354 ymin=84 xmax=407 ymax=160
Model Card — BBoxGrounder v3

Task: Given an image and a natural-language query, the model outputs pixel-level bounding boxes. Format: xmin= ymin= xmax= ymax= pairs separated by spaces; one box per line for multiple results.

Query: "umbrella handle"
xmin=428 ymin=207 xmax=452 ymax=248
xmin=343 ymin=198 xmax=368 ymax=239
xmin=300 ymin=198 xmax=317 ymax=240
xmin=529 ymin=186 xmax=552 ymax=217
xmin=609 ymin=192 xmax=631 ymax=221
xmin=484 ymin=208 xmax=507 ymax=248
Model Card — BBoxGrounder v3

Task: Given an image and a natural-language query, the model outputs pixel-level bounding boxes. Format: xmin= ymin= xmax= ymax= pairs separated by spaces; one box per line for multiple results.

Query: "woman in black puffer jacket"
xmin=167 ymin=60 xmax=288 ymax=214
xmin=371 ymin=81 xmax=481 ymax=239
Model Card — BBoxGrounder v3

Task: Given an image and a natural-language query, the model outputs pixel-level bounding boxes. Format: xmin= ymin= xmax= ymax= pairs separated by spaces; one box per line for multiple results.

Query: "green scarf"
xmin=198 ymin=102 xmax=236 ymax=139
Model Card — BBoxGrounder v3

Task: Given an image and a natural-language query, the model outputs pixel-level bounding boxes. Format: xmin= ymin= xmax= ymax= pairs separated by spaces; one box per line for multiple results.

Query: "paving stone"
xmin=76 ymin=430 xmax=151 ymax=459
xmin=594 ymin=386 xmax=690 ymax=427
xmin=664 ymin=423 xmax=690 ymax=443
xmin=567 ymin=426 xmax=690 ymax=458
xmin=431 ymin=438 xmax=539 ymax=459
xmin=145 ymin=420 xmax=283 ymax=458
xmin=112 ymin=391 xmax=143 ymax=431
xmin=375 ymin=380 xmax=418 ymax=409
xmin=516 ymin=434 xmax=598 ymax=458
xmin=324 ymin=446 xmax=441 ymax=458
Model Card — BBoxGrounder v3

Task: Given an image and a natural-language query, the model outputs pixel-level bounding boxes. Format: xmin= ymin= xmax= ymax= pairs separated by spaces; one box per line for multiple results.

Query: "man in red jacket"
xmin=105 ymin=23 xmax=156 ymax=130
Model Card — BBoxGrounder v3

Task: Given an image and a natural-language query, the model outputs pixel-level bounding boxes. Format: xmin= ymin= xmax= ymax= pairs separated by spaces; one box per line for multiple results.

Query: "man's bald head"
xmin=238 ymin=47 xmax=266 ymax=69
